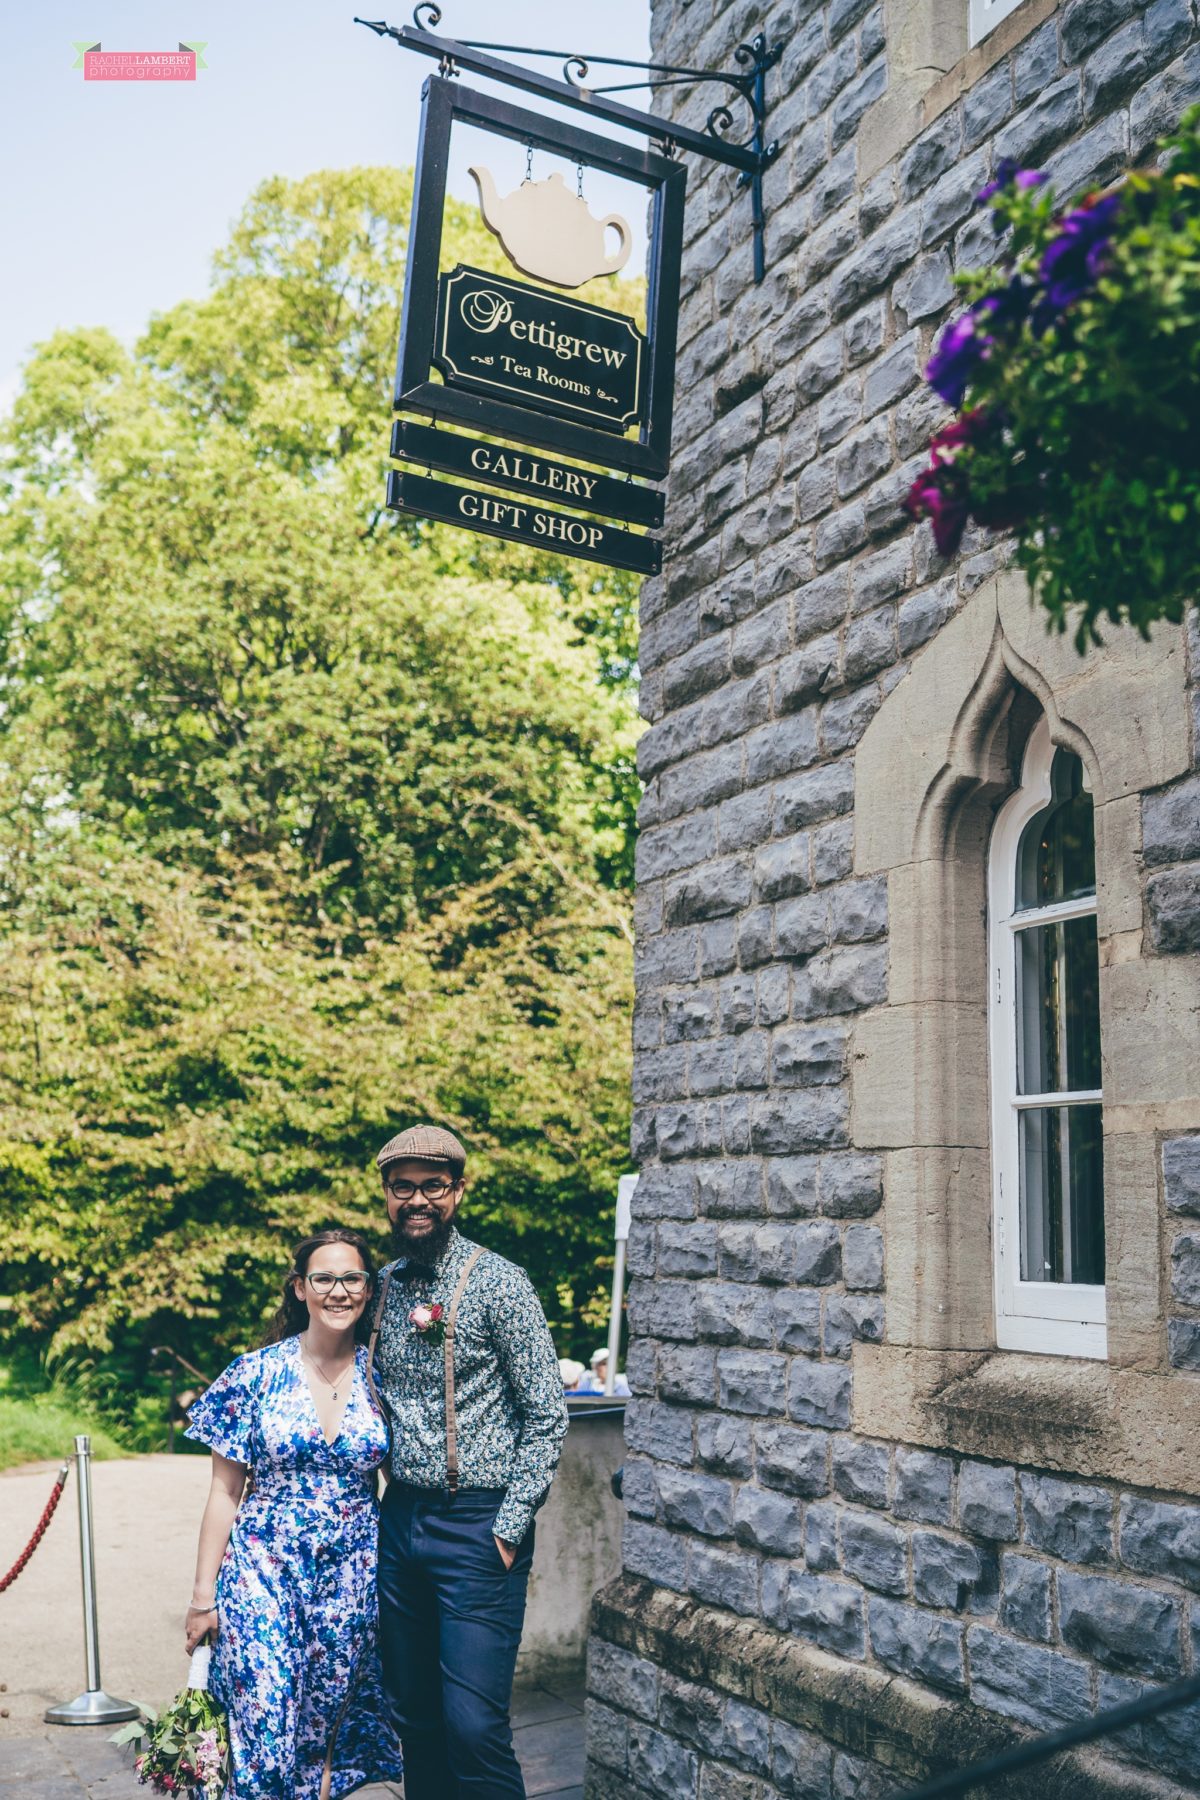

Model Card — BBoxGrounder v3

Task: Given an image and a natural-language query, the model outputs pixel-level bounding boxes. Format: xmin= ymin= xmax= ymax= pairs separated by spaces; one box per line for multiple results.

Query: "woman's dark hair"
xmin=262 ymin=1229 xmax=376 ymax=1347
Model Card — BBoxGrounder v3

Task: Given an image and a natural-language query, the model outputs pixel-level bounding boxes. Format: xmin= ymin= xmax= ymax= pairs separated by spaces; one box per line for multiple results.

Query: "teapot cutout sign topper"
xmin=468 ymin=165 xmax=633 ymax=290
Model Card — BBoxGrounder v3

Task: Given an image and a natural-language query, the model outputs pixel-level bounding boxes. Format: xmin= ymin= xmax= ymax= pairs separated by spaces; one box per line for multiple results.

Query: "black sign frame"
xmin=434 ymin=264 xmax=648 ymax=435
xmin=390 ymin=421 xmax=665 ymax=528
xmin=395 ymin=76 xmax=685 ymax=481
xmin=387 ymin=470 xmax=662 ymax=575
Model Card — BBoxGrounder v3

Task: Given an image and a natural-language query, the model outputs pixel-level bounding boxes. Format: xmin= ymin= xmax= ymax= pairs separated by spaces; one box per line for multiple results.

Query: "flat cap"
xmin=376 ymin=1123 xmax=467 ymax=1170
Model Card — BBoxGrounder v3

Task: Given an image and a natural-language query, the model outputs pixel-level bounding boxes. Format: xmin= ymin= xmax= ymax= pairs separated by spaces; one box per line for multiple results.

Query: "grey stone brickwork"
xmin=587 ymin=0 xmax=1200 ymax=1792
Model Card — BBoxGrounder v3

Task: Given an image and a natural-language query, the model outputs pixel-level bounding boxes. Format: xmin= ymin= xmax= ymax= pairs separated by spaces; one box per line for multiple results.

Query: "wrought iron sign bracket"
xmin=356 ymin=9 xmax=785 ymax=280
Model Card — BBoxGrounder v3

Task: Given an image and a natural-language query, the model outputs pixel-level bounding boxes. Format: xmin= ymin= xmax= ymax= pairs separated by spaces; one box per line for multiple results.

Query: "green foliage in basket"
xmin=906 ymin=107 xmax=1200 ymax=648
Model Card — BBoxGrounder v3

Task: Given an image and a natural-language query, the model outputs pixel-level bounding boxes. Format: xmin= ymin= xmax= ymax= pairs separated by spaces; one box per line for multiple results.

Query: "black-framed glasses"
xmin=384 ymin=1177 xmax=456 ymax=1201
xmin=306 ymin=1272 xmax=370 ymax=1295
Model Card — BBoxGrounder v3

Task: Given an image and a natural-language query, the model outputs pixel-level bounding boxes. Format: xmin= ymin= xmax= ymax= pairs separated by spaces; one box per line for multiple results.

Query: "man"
xmin=578 ymin=1347 xmax=631 ymax=1396
xmin=367 ymin=1123 xmax=568 ymax=1799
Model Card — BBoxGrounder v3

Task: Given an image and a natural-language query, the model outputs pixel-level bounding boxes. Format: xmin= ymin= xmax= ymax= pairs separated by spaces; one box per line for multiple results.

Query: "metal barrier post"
xmin=44 ymin=1436 xmax=138 ymax=1726
xmin=604 ymin=1174 xmax=637 ymax=1396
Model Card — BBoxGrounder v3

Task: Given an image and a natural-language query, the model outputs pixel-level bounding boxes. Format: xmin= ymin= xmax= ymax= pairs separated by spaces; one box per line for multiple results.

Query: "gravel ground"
xmin=1 ymin=1455 xmax=210 ymax=1736
xmin=0 ymin=1455 xmax=584 ymax=1797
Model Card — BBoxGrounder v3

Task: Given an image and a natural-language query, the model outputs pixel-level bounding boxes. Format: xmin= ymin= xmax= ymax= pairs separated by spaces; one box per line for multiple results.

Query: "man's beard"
xmin=391 ymin=1211 xmax=456 ymax=1266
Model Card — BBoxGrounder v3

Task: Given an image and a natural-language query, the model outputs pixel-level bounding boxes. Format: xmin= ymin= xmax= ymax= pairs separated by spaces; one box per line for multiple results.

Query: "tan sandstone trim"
xmin=853 ymin=1345 xmax=1200 ymax=1494
xmin=859 ymin=0 xmax=1061 ymax=178
xmin=589 ymin=1575 xmax=1194 ymax=1798
xmin=848 ymin=570 xmax=1192 ymax=1381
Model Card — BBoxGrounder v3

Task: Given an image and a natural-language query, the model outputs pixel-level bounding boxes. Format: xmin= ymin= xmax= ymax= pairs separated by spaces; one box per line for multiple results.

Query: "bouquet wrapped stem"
xmin=111 ymin=1644 xmax=229 ymax=1798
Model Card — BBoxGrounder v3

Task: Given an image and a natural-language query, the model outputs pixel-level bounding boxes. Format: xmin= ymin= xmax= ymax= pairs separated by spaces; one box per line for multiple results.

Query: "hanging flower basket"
xmin=905 ymin=105 xmax=1200 ymax=649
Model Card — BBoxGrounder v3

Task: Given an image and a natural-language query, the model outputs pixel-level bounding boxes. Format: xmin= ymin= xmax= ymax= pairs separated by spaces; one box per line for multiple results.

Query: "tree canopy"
xmin=0 ymin=167 xmax=640 ymax=1406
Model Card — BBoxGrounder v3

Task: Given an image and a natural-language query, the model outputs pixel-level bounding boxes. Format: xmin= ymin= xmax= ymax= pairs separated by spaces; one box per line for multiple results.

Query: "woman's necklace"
xmin=301 ymin=1335 xmax=355 ymax=1401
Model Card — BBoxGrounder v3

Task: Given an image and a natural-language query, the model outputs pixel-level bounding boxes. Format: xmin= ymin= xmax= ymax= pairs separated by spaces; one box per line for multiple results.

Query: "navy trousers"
xmin=377 ymin=1482 xmax=533 ymax=1799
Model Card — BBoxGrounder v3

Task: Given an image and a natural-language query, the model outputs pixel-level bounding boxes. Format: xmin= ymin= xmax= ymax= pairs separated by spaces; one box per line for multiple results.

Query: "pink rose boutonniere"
xmin=409 ymin=1302 xmax=446 ymax=1346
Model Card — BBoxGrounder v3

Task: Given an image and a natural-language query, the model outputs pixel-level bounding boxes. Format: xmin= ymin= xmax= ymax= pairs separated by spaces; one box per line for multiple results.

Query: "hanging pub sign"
xmin=360 ymin=9 xmax=783 ymax=569
xmin=384 ymin=71 xmax=685 ymax=569
xmin=392 ymin=78 xmax=683 ymax=478
xmin=390 ymin=423 xmax=665 ymax=529
xmin=434 ymin=265 xmax=647 ymax=434
xmin=387 ymin=470 xmax=662 ymax=574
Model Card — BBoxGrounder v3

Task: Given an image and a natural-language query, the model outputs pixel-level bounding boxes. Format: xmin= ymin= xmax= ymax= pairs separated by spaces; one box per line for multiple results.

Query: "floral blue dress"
xmin=186 ymin=1336 xmax=403 ymax=1799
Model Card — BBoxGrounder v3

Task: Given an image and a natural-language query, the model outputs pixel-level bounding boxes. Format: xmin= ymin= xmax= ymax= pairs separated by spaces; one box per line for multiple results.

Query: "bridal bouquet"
xmin=111 ymin=1645 xmax=229 ymax=1799
xmin=904 ymin=105 xmax=1200 ymax=647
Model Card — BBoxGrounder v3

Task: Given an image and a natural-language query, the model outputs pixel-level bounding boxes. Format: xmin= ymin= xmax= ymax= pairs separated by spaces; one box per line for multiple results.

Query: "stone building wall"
xmin=585 ymin=0 xmax=1200 ymax=1792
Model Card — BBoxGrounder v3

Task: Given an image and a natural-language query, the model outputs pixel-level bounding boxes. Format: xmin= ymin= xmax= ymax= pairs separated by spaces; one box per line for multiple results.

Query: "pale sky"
xmin=0 ymin=1 xmax=652 ymax=408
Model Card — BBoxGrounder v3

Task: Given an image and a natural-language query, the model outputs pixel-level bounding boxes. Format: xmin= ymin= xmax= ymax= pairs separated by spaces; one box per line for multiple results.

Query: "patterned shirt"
xmin=372 ymin=1228 xmax=568 ymax=1545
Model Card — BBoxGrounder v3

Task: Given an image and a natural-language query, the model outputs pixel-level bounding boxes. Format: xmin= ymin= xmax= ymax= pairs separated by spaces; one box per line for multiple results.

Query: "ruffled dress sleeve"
xmin=184 ymin=1351 xmax=259 ymax=1466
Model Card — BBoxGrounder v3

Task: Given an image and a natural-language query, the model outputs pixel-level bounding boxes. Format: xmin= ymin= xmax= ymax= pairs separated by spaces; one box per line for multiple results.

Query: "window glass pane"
xmin=1019 ymin=1104 xmax=1104 ymax=1285
xmin=1015 ymin=914 xmax=1102 ymax=1095
xmin=970 ymin=0 xmax=1027 ymax=46
xmin=1016 ymin=749 xmax=1095 ymax=909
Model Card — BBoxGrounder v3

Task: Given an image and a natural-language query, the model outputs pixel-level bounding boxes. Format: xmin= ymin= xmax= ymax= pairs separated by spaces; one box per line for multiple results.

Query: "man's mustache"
xmin=391 ymin=1208 xmax=455 ymax=1261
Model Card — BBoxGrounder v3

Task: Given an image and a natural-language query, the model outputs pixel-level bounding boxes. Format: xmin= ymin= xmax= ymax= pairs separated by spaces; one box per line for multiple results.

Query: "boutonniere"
xmin=409 ymin=1302 xmax=446 ymax=1346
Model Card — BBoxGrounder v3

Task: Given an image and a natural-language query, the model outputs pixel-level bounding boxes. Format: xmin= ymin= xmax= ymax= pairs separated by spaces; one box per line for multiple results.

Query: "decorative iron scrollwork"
xmin=355 ymin=9 xmax=786 ymax=279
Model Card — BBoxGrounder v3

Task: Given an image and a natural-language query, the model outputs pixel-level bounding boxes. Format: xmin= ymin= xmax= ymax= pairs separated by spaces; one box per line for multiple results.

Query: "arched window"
xmin=989 ymin=718 xmax=1106 ymax=1359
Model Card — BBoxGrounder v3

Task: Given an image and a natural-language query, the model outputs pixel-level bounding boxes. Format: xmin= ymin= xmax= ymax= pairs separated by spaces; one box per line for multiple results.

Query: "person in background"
xmin=557 ymin=1357 xmax=585 ymax=1392
xmin=576 ymin=1349 xmax=631 ymax=1396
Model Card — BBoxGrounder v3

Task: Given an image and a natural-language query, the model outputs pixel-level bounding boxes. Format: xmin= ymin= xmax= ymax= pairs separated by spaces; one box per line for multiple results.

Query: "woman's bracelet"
xmin=187 ymin=1601 xmax=217 ymax=1614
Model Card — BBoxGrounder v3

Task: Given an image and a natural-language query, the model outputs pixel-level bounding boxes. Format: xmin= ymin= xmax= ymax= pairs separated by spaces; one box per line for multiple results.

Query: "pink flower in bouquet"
xmin=410 ymin=1305 xmax=433 ymax=1328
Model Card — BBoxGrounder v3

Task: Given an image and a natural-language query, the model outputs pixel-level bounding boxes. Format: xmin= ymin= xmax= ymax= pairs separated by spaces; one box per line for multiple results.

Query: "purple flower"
xmin=1036 ymin=191 xmax=1123 ymax=321
xmin=924 ymin=279 xmax=1030 ymax=407
xmin=976 ymin=158 xmax=1049 ymax=215
xmin=980 ymin=275 xmax=1034 ymax=333
xmin=925 ymin=311 xmax=988 ymax=407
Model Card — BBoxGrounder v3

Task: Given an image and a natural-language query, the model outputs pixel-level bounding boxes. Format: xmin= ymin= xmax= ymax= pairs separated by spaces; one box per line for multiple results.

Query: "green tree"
xmin=0 ymin=168 xmax=641 ymax=1398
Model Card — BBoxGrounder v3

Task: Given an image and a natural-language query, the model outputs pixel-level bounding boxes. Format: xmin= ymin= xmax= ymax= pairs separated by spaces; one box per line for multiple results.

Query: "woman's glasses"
xmin=305 ymin=1271 xmax=370 ymax=1295
xmin=384 ymin=1177 xmax=455 ymax=1201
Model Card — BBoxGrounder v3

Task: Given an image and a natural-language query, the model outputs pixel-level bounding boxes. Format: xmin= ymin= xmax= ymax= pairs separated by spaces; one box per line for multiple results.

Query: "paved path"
xmin=0 ymin=1457 xmax=584 ymax=1796
xmin=0 ymin=1685 xmax=584 ymax=1799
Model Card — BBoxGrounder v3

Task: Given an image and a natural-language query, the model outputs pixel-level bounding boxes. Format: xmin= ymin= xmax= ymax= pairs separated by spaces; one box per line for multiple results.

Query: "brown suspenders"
xmin=364 ymin=1263 xmax=395 ymax=1426
xmin=444 ymin=1245 xmax=484 ymax=1494
xmin=365 ymin=1245 xmax=485 ymax=1495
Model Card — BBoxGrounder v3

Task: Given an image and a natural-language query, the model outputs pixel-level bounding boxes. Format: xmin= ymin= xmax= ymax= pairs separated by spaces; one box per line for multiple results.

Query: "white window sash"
xmin=988 ymin=717 xmax=1107 ymax=1360
xmin=1009 ymin=893 xmax=1099 ymax=930
xmin=1012 ymin=1090 xmax=1103 ymax=1110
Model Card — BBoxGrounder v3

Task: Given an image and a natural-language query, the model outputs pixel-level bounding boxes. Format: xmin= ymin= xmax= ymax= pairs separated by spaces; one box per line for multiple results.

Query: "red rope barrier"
xmin=0 ymin=1462 xmax=71 ymax=1593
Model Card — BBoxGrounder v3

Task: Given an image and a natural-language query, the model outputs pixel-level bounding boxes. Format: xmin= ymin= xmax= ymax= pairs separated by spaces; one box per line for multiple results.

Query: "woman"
xmin=184 ymin=1229 xmax=403 ymax=1800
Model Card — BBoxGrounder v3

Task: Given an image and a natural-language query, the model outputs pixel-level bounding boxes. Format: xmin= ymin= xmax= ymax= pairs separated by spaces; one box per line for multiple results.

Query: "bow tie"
xmin=394 ymin=1261 xmax=436 ymax=1282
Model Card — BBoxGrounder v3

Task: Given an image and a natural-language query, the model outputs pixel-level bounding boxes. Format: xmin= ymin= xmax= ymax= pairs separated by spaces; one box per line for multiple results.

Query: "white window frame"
xmin=969 ymin=0 xmax=1027 ymax=47
xmin=988 ymin=718 xmax=1107 ymax=1360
